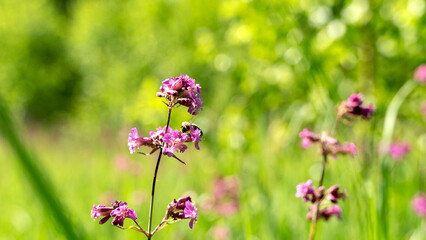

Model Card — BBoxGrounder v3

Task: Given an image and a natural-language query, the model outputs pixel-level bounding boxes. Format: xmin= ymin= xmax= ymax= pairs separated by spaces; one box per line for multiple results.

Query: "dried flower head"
xmin=156 ymin=74 xmax=203 ymax=115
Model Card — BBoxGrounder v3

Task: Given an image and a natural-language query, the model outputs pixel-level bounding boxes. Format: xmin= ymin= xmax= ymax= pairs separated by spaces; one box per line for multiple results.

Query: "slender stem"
xmin=382 ymin=80 xmax=416 ymax=147
xmin=147 ymin=108 xmax=173 ymax=239
xmin=331 ymin=119 xmax=339 ymax=137
xmin=318 ymin=153 xmax=327 ymax=187
xmin=309 ymin=152 xmax=328 ymax=240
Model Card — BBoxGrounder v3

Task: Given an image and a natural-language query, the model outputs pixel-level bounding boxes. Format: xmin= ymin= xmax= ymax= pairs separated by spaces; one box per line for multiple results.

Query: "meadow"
xmin=0 ymin=0 xmax=425 ymax=239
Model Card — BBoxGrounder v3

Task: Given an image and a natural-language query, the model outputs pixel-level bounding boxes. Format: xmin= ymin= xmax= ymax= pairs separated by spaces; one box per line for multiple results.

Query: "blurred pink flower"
xmin=414 ymin=64 xmax=426 ymax=83
xmin=338 ymin=93 xmax=374 ymax=120
xmin=114 ymin=155 xmax=131 ymax=171
xmin=212 ymin=226 xmax=230 ymax=240
xmin=299 ymin=130 xmax=357 ymax=159
xmin=379 ymin=142 xmax=411 ymax=161
xmin=202 ymin=175 xmax=240 ymax=216
xmin=389 ymin=142 xmax=410 ymax=160
xmin=411 ymin=193 xmax=426 ymax=218
xmin=299 ymin=128 xmax=320 ymax=148
xmin=421 ymin=101 xmax=426 ymax=117
xmin=307 ymin=205 xmax=342 ymax=221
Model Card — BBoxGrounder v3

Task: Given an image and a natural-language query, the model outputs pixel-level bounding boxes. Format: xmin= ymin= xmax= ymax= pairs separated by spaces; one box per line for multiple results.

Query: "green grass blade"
xmin=0 ymin=97 xmax=87 ymax=239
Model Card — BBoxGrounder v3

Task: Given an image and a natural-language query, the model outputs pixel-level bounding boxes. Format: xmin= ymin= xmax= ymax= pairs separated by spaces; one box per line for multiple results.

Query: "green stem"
xmin=147 ymin=108 xmax=172 ymax=239
xmin=382 ymin=80 xmax=417 ymax=146
xmin=379 ymin=80 xmax=417 ymax=240
xmin=309 ymin=152 xmax=328 ymax=240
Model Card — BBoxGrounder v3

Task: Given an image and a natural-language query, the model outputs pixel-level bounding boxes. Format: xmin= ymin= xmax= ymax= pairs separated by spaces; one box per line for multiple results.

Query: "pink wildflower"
xmin=165 ymin=196 xmax=199 ymax=229
xmin=414 ymin=64 xmax=426 ymax=83
xmin=157 ymin=74 xmax=203 ymax=115
xmin=184 ymin=201 xmax=198 ymax=229
xmin=110 ymin=202 xmax=138 ymax=227
xmin=411 ymin=193 xmax=426 ymax=218
xmin=338 ymin=93 xmax=374 ymax=120
xmin=388 ymin=142 xmax=410 ymax=161
xmin=91 ymin=200 xmax=137 ymax=226
xmin=296 ymin=179 xmax=316 ymax=202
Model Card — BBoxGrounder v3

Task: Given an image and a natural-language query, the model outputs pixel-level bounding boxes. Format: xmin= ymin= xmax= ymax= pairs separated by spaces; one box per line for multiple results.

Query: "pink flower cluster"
xmin=91 ymin=201 xmax=137 ymax=227
xmin=299 ymin=129 xmax=357 ymax=159
xmin=338 ymin=93 xmax=374 ymax=120
xmin=296 ymin=180 xmax=346 ymax=221
xmin=156 ymin=74 xmax=203 ymax=115
xmin=128 ymin=125 xmax=202 ymax=158
xmin=165 ymin=196 xmax=198 ymax=229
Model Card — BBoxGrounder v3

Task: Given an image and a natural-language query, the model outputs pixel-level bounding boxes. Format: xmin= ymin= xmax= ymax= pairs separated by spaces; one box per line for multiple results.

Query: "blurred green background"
xmin=0 ymin=0 xmax=425 ymax=239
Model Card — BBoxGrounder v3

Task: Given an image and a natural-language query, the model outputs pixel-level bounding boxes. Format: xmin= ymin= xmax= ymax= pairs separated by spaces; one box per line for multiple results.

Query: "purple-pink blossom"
xmin=296 ymin=179 xmax=316 ymax=202
xmin=165 ymin=196 xmax=199 ymax=229
xmin=321 ymin=205 xmax=342 ymax=220
xmin=297 ymin=182 xmax=346 ymax=222
xmin=326 ymin=185 xmax=346 ymax=203
xmin=299 ymin=128 xmax=320 ymax=148
xmin=307 ymin=204 xmax=342 ymax=221
xmin=346 ymin=93 xmax=363 ymax=108
xmin=414 ymin=64 xmax=426 ymax=84
xmin=110 ymin=202 xmax=138 ymax=227
xmin=184 ymin=200 xmax=198 ymax=229
xmin=128 ymin=128 xmax=153 ymax=154
xmin=91 ymin=200 xmax=137 ymax=226
xmin=299 ymin=129 xmax=357 ymax=159
xmin=388 ymin=142 xmax=410 ymax=161
xmin=157 ymin=74 xmax=203 ymax=115
xmin=338 ymin=93 xmax=374 ymax=120
xmin=340 ymin=142 xmax=358 ymax=155
xmin=128 ymin=128 xmax=140 ymax=154
xmin=189 ymin=126 xmax=203 ymax=150
xmin=128 ymin=125 xmax=202 ymax=157
xmin=411 ymin=193 xmax=426 ymax=218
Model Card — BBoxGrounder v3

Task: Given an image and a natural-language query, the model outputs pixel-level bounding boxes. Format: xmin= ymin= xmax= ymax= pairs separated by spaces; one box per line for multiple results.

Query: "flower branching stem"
xmin=147 ymin=107 xmax=173 ymax=239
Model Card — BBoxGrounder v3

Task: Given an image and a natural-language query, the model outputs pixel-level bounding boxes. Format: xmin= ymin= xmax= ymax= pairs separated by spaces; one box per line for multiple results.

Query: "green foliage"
xmin=0 ymin=0 xmax=425 ymax=239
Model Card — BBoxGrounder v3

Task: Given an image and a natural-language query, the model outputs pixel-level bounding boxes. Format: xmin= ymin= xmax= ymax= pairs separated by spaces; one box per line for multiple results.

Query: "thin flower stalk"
xmin=147 ymin=107 xmax=172 ymax=239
